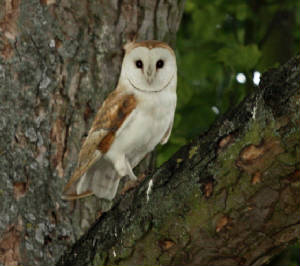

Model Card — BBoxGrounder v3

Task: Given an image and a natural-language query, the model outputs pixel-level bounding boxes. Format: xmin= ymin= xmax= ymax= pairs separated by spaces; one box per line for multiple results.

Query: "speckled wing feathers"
xmin=62 ymin=89 xmax=137 ymax=199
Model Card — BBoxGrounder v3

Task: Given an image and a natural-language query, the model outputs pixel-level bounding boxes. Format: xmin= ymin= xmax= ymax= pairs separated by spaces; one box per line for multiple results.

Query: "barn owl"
xmin=62 ymin=40 xmax=177 ymax=201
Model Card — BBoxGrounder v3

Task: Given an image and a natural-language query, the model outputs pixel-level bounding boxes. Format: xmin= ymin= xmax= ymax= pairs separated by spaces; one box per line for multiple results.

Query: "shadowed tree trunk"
xmin=0 ymin=1 xmax=185 ymax=266
xmin=57 ymin=55 xmax=300 ymax=266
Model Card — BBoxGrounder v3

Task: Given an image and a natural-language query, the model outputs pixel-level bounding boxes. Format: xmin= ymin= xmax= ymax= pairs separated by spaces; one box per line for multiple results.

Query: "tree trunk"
xmin=56 ymin=55 xmax=300 ymax=266
xmin=0 ymin=1 xmax=185 ymax=266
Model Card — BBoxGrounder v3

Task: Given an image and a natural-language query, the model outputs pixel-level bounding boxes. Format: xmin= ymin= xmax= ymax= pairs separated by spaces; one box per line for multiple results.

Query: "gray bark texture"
xmin=0 ymin=1 xmax=185 ymax=266
xmin=56 ymin=56 xmax=300 ymax=266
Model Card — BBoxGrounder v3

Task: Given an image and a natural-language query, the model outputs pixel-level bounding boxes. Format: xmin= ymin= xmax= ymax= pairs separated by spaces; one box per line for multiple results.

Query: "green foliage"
xmin=217 ymin=44 xmax=261 ymax=71
xmin=157 ymin=0 xmax=300 ymax=166
xmin=157 ymin=1 xmax=300 ymax=265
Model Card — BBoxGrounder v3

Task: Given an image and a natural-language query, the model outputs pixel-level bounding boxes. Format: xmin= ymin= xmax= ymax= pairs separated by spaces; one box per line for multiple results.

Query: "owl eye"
xmin=135 ymin=60 xmax=143 ymax=69
xmin=156 ymin=59 xmax=164 ymax=69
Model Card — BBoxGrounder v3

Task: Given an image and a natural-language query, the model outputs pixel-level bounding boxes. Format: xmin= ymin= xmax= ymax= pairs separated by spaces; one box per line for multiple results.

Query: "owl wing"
xmin=62 ymin=89 xmax=137 ymax=199
xmin=160 ymin=119 xmax=174 ymax=145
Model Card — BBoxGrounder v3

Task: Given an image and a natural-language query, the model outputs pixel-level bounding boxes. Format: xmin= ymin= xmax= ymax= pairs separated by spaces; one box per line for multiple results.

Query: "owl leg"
xmin=114 ymin=155 xmax=137 ymax=181
xmin=125 ymin=159 xmax=137 ymax=181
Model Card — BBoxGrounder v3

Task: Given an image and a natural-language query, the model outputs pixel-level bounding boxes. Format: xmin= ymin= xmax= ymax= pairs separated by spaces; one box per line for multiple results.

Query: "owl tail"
xmin=63 ymin=158 xmax=120 ymax=201
xmin=90 ymin=162 xmax=120 ymax=200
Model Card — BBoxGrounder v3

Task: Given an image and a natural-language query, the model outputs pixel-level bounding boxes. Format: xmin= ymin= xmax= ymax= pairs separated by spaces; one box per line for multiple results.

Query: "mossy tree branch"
xmin=57 ymin=56 xmax=300 ymax=266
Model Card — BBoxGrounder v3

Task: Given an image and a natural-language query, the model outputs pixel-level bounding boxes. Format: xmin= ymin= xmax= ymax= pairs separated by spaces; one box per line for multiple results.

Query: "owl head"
xmin=120 ymin=41 xmax=177 ymax=93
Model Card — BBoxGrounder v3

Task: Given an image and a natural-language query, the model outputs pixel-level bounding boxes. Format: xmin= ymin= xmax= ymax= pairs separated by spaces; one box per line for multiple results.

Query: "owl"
xmin=62 ymin=40 xmax=177 ymax=201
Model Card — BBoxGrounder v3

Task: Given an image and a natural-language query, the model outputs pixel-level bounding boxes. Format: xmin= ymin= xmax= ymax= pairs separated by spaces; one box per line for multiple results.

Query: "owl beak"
xmin=145 ymin=66 xmax=154 ymax=84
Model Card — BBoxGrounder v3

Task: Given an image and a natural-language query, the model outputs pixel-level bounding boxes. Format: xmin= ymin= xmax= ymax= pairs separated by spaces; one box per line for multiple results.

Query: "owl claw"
xmin=125 ymin=159 xmax=137 ymax=181
xmin=128 ymin=172 xmax=137 ymax=181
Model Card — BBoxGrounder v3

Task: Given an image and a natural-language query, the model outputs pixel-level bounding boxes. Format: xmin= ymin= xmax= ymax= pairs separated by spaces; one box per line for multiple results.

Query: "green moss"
xmin=158 ymin=252 xmax=173 ymax=265
xmin=121 ymin=232 xmax=137 ymax=248
xmin=122 ymin=220 xmax=148 ymax=246
xmin=26 ymin=223 xmax=33 ymax=230
xmin=183 ymin=191 xmax=213 ymax=233
xmin=284 ymin=130 xmax=300 ymax=149
xmin=213 ymin=121 xmax=267 ymax=182
xmin=189 ymin=146 xmax=198 ymax=159
xmin=214 ymin=118 xmax=278 ymax=181
xmin=277 ymin=151 xmax=297 ymax=166
xmin=128 ymin=232 xmax=161 ymax=266
xmin=176 ymin=158 xmax=183 ymax=164
xmin=244 ymin=119 xmax=267 ymax=143
xmin=237 ymin=172 xmax=261 ymax=198
xmin=92 ymin=251 xmax=107 ymax=266
xmin=117 ymin=246 xmax=133 ymax=260
xmin=225 ymin=181 xmax=248 ymax=210
xmin=268 ymin=160 xmax=294 ymax=184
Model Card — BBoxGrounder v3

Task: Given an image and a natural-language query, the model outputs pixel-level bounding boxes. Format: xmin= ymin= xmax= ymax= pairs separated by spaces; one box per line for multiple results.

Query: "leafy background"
xmin=157 ymin=0 xmax=300 ymax=265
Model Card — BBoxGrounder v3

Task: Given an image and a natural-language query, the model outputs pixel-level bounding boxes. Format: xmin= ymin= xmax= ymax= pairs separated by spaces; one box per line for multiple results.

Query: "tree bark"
xmin=57 ymin=56 xmax=300 ymax=266
xmin=0 ymin=1 xmax=185 ymax=266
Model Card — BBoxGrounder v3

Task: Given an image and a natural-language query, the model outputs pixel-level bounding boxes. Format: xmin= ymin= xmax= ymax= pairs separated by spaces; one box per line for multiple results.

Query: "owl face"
xmin=121 ymin=45 xmax=177 ymax=93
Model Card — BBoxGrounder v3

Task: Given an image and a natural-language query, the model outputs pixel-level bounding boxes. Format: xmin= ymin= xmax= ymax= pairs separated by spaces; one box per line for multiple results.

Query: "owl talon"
xmin=125 ymin=159 xmax=137 ymax=181
xmin=128 ymin=173 xmax=137 ymax=181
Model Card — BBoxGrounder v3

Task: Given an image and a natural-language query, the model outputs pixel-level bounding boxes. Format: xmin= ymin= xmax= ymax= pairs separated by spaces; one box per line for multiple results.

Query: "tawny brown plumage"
xmin=123 ymin=40 xmax=175 ymax=54
xmin=62 ymin=89 xmax=137 ymax=199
